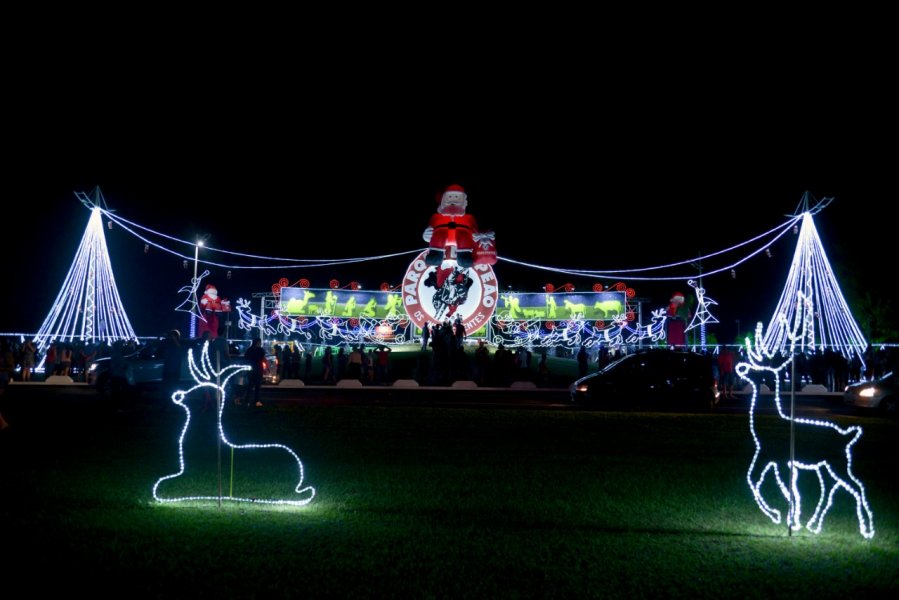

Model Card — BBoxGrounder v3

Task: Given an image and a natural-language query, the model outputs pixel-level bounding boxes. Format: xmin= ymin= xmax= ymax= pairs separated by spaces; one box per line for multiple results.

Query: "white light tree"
xmin=763 ymin=192 xmax=867 ymax=365
xmin=33 ymin=187 xmax=137 ymax=357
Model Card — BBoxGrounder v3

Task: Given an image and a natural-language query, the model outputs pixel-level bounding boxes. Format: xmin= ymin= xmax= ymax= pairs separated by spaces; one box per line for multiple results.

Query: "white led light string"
xmin=33 ymin=207 xmax=138 ymax=355
xmin=498 ymin=215 xmax=801 ymax=281
xmin=100 ymin=208 xmax=422 ymax=270
xmin=763 ymin=212 xmax=868 ymax=364
xmin=152 ymin=342 xmax=315 ymax=506
xmin=737 ymin=306 xmax=874 ymax=539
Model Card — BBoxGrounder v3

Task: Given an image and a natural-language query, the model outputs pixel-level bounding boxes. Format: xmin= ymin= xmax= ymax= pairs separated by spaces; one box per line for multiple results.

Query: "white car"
xmin=843 ymin=372 xmax=897 ymax=416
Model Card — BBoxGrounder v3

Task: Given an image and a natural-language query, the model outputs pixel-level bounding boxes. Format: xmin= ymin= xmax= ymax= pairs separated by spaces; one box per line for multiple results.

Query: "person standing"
xmin=21 ymin=339 xmax=37 ymax=382
xmin=577 ymin=345 xmax=589 ymax=378
xmin=421 ymin=323 xmax=431 ymax=350
xmin=453 ymin=316 xmax=465 ymax=349
xmin=245 ymin=337 xmax=267 ymax=407
xmin=718 ymin=345 xmax=736 ymax=399
xmin=304 ymin=350 xmax=313 ymax=381
xmin=45 ymin=342 xmax=58 ymax=378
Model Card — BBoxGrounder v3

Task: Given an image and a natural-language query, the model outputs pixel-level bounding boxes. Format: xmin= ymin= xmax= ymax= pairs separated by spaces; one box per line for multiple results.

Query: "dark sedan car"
xmin=569 ymin=348 xmax=719 ymax=411
xmin=844 ymin=372 xmax=897 ymax=416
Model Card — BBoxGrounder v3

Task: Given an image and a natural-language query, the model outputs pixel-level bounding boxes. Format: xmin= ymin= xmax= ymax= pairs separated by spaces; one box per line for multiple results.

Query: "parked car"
xmin=569 ymin=349 xmax=718 ymax=411
xmin=843 ymin=372 xmax=897 ymax=416
xmin=87 ymin=340 xmax=279 ymax=398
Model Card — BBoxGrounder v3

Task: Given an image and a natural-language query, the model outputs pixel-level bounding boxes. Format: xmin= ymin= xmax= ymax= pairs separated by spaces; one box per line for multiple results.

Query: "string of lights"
xmin=100 ymin=207 xmax=423 ymax=269
xmin=96 ymin=203 xmax=798 ymax=280
xmin=498 ymin=215 xmax=801 ymax=281
xmin=152 ymin=342 xmax=315 ymax=506
xmin=737 ymin=315 xmax=874 ymax=538
xmin=763 ymin=212 xmax=868 ymax=360
xmin=33 ymin=206 xmax=138 ymax=354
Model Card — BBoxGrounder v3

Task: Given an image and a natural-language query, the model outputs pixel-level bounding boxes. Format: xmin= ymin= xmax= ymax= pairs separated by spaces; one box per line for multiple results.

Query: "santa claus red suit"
xmin=197 ymin=284 xmax=230 ymax=338
xmin=666 ymin=292 xmax=689 ymax=348
xmin=423 ymin=184 xmax=496 ymax=267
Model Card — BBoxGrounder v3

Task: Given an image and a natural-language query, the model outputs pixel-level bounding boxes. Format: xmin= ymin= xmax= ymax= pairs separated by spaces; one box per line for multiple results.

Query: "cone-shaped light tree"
xmin=33 ymin=187 xmax=137 ymax=356
xmin=763 ymin=192 xmax=867 ymax=365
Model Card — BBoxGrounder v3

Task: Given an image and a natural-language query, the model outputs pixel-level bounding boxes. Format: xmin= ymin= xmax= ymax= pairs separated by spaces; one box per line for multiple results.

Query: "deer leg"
xmin=822 ymin=463 xmax=875 ymax=538
xmin=787 ymin=462 xmax=803 ymax=531
xmin=803 ymin=465 xmax=828 ymax=533
xmin=749 ymin=459 xmax=784 ymax=524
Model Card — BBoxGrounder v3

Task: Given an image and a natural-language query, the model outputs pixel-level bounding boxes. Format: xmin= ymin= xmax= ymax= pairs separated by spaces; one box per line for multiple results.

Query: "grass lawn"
xmin=1 ymin=387 xmax=897 ymax=598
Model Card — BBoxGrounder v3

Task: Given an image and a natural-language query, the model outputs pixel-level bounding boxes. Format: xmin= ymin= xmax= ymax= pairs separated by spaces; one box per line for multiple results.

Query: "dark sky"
xmin=3 ymin=159 xmax=891 ymax=343
xmin=3 ymin=68 xmax=894 ymax=342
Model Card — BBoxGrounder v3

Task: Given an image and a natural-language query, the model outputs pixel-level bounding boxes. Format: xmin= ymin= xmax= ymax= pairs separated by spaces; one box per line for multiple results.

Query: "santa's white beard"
xmin=439 ymin=204 xmax=466 ymax=216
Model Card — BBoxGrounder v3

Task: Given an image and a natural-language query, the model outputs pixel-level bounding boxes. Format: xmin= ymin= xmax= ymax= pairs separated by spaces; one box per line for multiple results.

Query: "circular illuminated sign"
xmin=401 ymin=251 xmax=498 ymax=336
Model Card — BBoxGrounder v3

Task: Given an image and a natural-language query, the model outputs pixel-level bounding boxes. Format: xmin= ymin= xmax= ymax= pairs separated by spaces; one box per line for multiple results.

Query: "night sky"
xmin=4 ymin=80 xmax=895 ymax=344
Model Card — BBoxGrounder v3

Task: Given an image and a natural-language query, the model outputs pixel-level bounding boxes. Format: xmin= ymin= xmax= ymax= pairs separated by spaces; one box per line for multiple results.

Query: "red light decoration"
xmin=546 ymin=321 xmax=555 ymax=330
xmin=626 ymin=311 xmax=635 ymax=321
xmin=545 ymin=283 xmax=575 ymax=292
xmin=380 ymin=282 xmax=390 ymax=292
xmin=615 ymin=282 xmax=627 ymax=291
xmin=298 ymin=278 xmax=310 ymax=288
xmin=592 ymin=283 xmax=603 ymax=292
xmin=329 ymin=279 xmax=339 ymax=289
xmin=271 ymin=283 xmax=281 ymax=294
xmin=626 ymin=288 xmax=636 ymax=298
xmin=279 ymin=278 xmax=289 ymax=288
xmin=349 ymin=318 xmax=359 ymax=327
xmin=350 ymin=281 xmax=361 ymax=290
xmin=595 ymin=320 xmax=605 ymax=329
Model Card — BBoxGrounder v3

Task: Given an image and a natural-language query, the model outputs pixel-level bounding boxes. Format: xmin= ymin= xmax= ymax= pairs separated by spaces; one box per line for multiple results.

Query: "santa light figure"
xmin=423 ymin=184 xmax=496 ymax=267
xmin=197 ymin=283 xmax=231 ymax=338
xmin=666 ymin=291 xmax=690 ymax=348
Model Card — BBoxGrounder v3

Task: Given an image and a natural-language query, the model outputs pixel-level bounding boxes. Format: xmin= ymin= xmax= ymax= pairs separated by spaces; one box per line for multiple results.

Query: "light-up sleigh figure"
xmin=152 ymin=342 xmax=315 ymax=506
xmin=737 ymin=316 xmax=873 ymax=538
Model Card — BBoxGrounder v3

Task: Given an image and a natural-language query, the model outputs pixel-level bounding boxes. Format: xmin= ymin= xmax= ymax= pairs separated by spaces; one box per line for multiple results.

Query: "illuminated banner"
xmin=495 ymin=291 xmax=627 ymax=321
xmin=280 ymin=287 xmax=404 ymax=319
xmin=402 ymin=250 xmax=498 ymax=336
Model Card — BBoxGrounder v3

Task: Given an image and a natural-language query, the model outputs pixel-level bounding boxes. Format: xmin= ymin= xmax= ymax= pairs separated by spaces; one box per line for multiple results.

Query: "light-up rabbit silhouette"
xmin=737 ymin=299 xmax=872 ymax=538
xmin=153 ymin=341 xmax=315 ymax=506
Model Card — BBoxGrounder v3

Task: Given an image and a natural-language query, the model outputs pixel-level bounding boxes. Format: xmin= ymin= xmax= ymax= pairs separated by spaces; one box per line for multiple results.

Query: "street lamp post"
xmin=189 ymin=240 xmax=204 ymax=338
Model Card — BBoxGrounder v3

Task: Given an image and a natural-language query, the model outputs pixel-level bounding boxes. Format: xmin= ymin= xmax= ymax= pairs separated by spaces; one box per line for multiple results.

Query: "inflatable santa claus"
xmin=197 ymin=283 xmax=231 ymax=338
xmin=423 ymin=184 xmax=496 ymax=267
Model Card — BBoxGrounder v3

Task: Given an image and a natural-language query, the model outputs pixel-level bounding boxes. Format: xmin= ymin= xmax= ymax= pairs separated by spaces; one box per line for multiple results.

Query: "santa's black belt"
xmin=433 ymin=223 xmax=471 ymax=230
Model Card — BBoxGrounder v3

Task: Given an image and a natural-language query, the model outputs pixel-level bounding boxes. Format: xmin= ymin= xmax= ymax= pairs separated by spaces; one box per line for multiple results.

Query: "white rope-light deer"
xmin=153 ymin=341 xmax=315 ymax=506
xmin=736 ymin=301 xmax=873 ymax=538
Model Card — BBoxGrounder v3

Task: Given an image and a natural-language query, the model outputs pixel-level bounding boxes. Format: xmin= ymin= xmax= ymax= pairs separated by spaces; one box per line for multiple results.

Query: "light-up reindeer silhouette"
xmin=736 ymin=295 xmax=873 ymax=538
xmin=153 ymin=341 xmax=315 ymax=506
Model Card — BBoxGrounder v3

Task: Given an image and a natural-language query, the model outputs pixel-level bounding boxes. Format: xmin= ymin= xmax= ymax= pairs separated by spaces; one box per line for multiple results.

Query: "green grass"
xmin=1 ymin=389 xmax=897 ymax=598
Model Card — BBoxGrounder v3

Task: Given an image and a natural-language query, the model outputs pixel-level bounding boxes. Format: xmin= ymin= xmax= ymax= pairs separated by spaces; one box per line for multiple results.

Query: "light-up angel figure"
xmin=175 ymin=269 xmax=210 ymax=323
xmin=684 ymin=279 xmax=718 ymax=333
xmin=152 ymin=341 xmax=315 ymax=506
xmin=736 ymin=298 xmax=873 ymax=538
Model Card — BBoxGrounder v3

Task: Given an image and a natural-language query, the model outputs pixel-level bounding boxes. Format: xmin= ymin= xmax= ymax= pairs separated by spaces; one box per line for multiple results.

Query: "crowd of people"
xmin=0 ymin=336 xmax=104 ymax=382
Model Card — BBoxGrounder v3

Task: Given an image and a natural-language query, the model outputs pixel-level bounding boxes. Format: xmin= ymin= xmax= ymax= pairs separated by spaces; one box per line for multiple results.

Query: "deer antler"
xmin=187 ymin=341 xmax=251 ymax=387
xmin=742 ymin=292 xmax=810 ymax=372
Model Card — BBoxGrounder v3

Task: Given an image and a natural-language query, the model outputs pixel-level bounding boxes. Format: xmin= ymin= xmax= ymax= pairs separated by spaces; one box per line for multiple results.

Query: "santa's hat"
xmin=438 ymin=184 xmax=467 ymax=203
xmin=670 ymin=292 xmax=685 ymax=303
xmin=205 ymin=284 xmax=217 ymax=292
